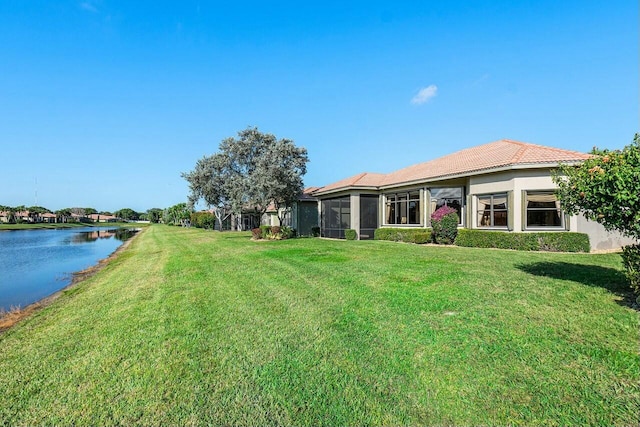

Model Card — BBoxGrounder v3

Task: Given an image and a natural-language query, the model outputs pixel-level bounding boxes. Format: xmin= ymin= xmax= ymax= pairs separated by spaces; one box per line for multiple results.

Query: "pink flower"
xmin=431 ymin=205 xmax=457 ymax=221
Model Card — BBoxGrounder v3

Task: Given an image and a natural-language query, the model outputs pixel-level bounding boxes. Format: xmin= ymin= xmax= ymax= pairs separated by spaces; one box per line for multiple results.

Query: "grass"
xmin=0 ymin=225 xmax=638 ymax=426
xmin=0 ymin=221 xmax=149 ymax=230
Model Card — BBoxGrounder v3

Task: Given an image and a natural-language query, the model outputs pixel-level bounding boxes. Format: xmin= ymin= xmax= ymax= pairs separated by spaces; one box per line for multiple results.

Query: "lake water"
xmin=0 ymin=227 xmax=138 ymax=312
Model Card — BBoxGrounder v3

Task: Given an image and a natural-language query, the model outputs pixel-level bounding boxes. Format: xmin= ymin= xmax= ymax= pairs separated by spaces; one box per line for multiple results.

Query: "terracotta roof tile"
xmin=316 ymin=139 xmax=590 ymax=193
xmin=381 ymin=139 xmax=590 ymax=186
xmin=316 ymin=172 xmax=386 ymax=193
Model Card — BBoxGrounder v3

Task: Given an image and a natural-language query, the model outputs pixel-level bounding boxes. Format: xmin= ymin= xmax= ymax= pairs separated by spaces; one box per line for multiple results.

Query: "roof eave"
xmin=378 ymin=161 xmax=583 ymax=190
xmin=312 ymin=185 xmax=380 ymax=197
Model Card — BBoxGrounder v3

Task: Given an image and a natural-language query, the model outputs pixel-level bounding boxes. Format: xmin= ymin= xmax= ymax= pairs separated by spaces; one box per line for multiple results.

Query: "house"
xmin=305 ymin=139 xmax=636 ymax=251
xmin=87 ymin=213 xmax=118 ymax=223
xmin=39 ymin=212 xmax=57 ymax=223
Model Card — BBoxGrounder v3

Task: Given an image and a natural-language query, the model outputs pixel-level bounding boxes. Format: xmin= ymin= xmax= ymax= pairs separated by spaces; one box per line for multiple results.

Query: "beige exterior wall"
xmin=316 ymin=167 xmax=635 ymax=250
xmin=576 ymin=216 xmax=638 ymax=252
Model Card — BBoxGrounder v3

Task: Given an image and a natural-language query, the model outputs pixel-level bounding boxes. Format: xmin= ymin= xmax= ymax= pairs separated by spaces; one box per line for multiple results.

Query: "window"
xmin=321 ymin=197 xmax=350 ymax=238
xmin=525 ymin=191 xmax=563 ymax=228
xmin=477 ymin=194 xmax=508 ymax=227
xmin=430 ymin=187 xmax=463 ymax=224
xmin=385 ymin=192 xmax=420 ymax=225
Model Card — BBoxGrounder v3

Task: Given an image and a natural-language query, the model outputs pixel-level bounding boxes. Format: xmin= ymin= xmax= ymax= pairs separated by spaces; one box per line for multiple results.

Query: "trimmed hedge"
xmin=454 ymin=230 xmax=590 ymax=253
xmin=374 ymin=228 xmax=432 ymax=244
xmin=345 ymin=229 xmax=358 ymax=240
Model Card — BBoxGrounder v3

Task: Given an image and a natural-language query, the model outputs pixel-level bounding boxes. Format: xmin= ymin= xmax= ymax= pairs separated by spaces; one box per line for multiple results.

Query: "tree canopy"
xmin=553 ymin=134 xmax=640 ymax=239
xmin=114 ymin=208 xmax=140 ymax=221
xmin=183 ymin=127 xmax=308 ymax=228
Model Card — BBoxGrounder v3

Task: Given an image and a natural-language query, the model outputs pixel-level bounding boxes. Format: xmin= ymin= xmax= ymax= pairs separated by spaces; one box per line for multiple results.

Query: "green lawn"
xmin=0 ymin=225 xmax=637 ymax=426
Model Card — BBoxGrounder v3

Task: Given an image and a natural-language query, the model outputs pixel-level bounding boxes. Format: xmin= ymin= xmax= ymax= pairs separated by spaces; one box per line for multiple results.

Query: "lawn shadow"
xmin=516 ymin=261 xmax=637 ymax=310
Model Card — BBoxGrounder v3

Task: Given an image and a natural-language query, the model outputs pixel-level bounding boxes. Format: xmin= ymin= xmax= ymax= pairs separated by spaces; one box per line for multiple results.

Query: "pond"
xmin=0 ymin=227 xmax=138 ymax=313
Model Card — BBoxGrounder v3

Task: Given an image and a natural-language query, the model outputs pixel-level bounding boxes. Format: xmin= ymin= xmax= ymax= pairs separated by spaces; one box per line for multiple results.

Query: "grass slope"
xmin=0 ymin=225 xmax=638 ymax=426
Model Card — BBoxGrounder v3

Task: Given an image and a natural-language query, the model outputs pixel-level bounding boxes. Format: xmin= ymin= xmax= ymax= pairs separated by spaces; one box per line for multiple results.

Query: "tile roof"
xmin=314 ymin=172 xmax=386 ymax=193
xmin=313 ymin=139 xmax=591 ymax=194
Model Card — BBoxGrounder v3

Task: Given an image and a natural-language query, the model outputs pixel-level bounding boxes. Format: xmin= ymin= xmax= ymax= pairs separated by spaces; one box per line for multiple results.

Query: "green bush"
xmin=431 ymin=206 xmax=459 ymax=244
xmin=454 ymin=230 xmax=590 ymax=252
xmin=374 ymin=228 xmax=432 ymax=244
xmin=311 ymin=226 xmax=320 ymax=237
xmin=621 ymin=244 xmax=640 ymax=296
xmin=260 ymin=225 xmax=271 ymax=239
xmin=537 ymin=232 xmax=591 ymax=253
xmin=281 ymin=226 xmax=297 ymax=239
xmin=190 ymin=212 xmax=216 ymax=230
xmin=345 ymin=229 xmax=357 ymax=240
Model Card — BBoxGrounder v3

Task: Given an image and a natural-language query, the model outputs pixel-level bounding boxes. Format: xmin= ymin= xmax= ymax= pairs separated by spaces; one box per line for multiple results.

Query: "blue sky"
xmin=1 ymin=1 xmax=637 ymax=212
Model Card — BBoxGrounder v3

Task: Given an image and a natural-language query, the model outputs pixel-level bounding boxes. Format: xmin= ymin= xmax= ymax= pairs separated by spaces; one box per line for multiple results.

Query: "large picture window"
xmin=321 ymin=197 xmax=350 ymax=239
xmin=430 ymin=187 xmax=463 ymax=224
xmin=525 ymin=191 xmax=563 ymax=228
xmin=477 ymin=194 xmax=508 ymax=227
xmin=385 ymin=192 xmax=420 ymax=225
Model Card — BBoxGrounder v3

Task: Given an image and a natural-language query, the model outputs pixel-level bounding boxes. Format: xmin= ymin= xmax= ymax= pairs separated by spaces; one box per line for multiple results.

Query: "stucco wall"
xmin=575 ymin=216 xmax=638 ymax=252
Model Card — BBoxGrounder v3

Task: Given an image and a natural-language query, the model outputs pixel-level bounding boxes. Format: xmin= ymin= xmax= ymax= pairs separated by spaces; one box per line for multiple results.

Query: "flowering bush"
xmin=431 ymin=206 xmax=459 ymax=244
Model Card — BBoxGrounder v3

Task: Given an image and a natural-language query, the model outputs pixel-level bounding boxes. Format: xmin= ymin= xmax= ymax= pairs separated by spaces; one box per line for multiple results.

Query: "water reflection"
xmin=70 ymin=228 xmax=139 ymax=244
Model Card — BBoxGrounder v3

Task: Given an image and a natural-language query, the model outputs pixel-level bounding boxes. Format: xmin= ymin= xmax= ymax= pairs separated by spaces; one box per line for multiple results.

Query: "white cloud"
xmin=79 ymin=1 xmax=98 ymax=12
xmin=411 ymin=85 xmax=438 ymax=105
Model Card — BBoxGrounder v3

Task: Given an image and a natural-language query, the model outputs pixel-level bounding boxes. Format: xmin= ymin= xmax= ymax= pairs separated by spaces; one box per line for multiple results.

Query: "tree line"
xmin=0 ymin=205 xmax=165 ymax=224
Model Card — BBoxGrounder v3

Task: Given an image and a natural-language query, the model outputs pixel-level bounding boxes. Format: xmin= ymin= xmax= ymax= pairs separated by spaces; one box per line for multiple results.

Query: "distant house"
xmin=39 ymin=212 xmax=57 ymax=223
xmin=88 ymin=213 xmax=118 ymax=223
xmin=302 ymin=139 xmax=636 ymax=251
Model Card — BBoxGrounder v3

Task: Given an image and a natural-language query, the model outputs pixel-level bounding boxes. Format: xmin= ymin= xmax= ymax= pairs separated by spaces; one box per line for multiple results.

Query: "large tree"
xmin=183 ymin=127 xmax=308 ymax=229
xmin=183 ymin=153 xmax=234 ymax=230
xmin=553 ymin=134 xmax=640 ymax=239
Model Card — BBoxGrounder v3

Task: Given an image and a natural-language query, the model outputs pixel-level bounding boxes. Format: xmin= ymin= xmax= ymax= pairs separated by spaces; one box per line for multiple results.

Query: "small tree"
xmin=553 ymin=134 xmax=640 ymax=297
xmin=431 ymin=205 xmax=459 ymax=244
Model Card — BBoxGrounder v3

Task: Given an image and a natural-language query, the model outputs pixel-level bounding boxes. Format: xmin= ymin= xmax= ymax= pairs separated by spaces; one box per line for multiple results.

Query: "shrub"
xmin=260 ymin=225 xmax=271 ymax=239
xmin=281 ymin=226 xmax=297 ymax=239
xmin=345 ymin=229 xmax=357 ymax=240
xmin=311 ymin=226 xmax=320 ymax=237
xmin=537 ymin=232 xmax=591 ymax=253
xmin=251 ymin=227 xmax=262 ymax=240
xmin=374 ymin=228 xmax=432 ymax=244
xmin=270 ymin=226 xmax=281 ymax=235
xmin=430 ymin=206 xmax=459 ymax=244
xmin=621 ymin=244 xmax=640 ymax=296
xmin=190 ymin=212 xmax=216 ymax=230
xmin=454 ymin=230 xmax=590 ymax=252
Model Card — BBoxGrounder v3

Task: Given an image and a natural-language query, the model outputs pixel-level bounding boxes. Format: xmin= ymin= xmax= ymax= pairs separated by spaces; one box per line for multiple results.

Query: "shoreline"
xmin=0 ymin=227 xmax=145 ymax=333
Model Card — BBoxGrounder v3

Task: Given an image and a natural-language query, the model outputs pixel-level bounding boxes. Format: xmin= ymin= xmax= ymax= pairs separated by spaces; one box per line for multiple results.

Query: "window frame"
xmin=429 ymin=187 xmax=464 ymax=226
xmin=476 ymin=193 xmax=509 ymax=229
xmin=523 ymin=190 xmax=565 ymax=230
xmin=384 ymin=191 xmax=421 ymax=226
